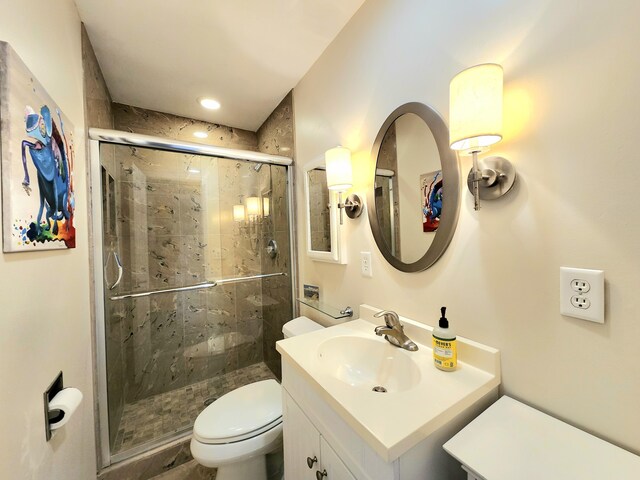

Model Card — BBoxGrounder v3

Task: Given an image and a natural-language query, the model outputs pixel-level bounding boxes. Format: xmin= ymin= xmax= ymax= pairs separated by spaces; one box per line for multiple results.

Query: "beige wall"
xmin=295 ymin=0 xmax=640 ymax=454
xmin=0 ymin=0 xmax=96 ymax=478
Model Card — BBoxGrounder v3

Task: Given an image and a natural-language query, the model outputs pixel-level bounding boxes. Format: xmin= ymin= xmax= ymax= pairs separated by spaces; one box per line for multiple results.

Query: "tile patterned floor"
xmin=113 ymin=362 xmax=277 ymax=455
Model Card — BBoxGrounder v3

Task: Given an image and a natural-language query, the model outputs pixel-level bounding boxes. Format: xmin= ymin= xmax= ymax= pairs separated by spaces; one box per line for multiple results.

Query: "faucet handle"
xmin=374 ymin=310 xmax=401 ymax=328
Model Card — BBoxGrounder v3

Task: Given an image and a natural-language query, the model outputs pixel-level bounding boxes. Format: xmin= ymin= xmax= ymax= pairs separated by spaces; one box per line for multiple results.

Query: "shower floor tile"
xmin=113 ymin=362 xmax=277 ymax=455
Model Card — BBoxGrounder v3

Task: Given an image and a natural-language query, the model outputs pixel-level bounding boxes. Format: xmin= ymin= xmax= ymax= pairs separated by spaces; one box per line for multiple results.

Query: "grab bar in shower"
xmin=109 ymin=272 xmax=286 ymax=301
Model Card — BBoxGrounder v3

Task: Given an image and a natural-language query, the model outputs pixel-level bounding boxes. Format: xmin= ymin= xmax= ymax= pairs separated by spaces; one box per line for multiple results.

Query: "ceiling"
xmin=75 ymin=0 xmax=366 ymax=131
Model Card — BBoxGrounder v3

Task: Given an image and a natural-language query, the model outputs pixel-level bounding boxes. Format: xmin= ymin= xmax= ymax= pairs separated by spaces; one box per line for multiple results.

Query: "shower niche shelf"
xmin=297 ymin=298 xmax=353 ymax=319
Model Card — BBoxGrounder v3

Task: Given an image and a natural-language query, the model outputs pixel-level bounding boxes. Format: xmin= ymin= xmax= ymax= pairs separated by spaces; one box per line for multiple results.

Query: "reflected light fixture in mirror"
xmin=325 ymin=146 xmax=363 ymax=224
xmin=262 ymin=197 xmax=270 ymax=217
xmin=449 ymin=63 xmax=516 ymax=210
xmin=233 ymin=204 xmax=245 ymax=222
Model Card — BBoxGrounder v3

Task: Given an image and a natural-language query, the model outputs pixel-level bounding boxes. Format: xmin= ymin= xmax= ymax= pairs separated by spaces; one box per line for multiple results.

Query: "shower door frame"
xmin=88 ymin=128 xmax=299 ymax=468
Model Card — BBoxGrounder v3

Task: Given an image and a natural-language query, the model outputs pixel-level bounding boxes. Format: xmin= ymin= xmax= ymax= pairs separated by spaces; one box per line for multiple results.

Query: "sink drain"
xmin=372 ymin=386 xmax=387 ymax=393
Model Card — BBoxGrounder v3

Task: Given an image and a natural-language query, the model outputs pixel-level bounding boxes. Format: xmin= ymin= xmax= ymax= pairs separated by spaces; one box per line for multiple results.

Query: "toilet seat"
xmin=193 ymin=379 xmax=282 ymax=445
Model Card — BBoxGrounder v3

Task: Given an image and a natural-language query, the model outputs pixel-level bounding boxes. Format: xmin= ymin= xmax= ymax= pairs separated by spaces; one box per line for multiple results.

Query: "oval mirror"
xmin=367 ymin=102 xmax=460 ymax=272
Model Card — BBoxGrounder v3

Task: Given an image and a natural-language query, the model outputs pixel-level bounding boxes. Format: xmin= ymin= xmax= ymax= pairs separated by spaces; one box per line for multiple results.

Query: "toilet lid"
xmin=193 ymin=379 xmax=282 ymax=444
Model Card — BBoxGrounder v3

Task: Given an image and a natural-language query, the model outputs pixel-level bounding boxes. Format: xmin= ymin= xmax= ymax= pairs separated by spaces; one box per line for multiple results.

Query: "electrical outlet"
xmin=360 ymin=252 xmax=373 ymax=278
xmin=570 ymin=295 xmax=591 ymax=309
xmin=560 ymin=267 xmax=604 ymax=323
xmin=571 ymin=279 xmax=590 ymax=293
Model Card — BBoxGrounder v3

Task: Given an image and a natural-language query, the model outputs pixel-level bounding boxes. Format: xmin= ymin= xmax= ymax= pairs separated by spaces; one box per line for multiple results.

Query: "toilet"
xmin=190 ymin=316 xmax=323 ymax=480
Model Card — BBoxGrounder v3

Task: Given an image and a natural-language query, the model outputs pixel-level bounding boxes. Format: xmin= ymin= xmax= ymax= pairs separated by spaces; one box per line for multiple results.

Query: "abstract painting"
xmin=420 ymin=170 xmax=442 ymax=233
xmin=0 ymin=42 xmax=76 ymax=252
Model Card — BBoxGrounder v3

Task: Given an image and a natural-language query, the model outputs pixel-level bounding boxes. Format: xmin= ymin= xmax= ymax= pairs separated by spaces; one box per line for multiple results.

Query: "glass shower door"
xmin=98 ymin=142 xmax=292 ymax=461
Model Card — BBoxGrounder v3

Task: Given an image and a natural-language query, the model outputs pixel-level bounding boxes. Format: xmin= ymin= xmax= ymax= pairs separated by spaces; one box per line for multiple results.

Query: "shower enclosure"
xmin=89 ymin=129 xmax=296 ymax=466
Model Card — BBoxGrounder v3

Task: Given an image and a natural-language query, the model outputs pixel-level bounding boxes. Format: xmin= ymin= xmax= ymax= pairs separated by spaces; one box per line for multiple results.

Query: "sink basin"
xmin=316 ymin=336 xmax=421 ymax=393
xmin=277 ymin=309 xmax=501 ymax=462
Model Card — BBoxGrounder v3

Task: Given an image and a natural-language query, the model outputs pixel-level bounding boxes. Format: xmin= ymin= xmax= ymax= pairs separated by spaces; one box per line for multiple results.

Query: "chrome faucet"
xmin=374 ymin=310 xmax=418 ymax=351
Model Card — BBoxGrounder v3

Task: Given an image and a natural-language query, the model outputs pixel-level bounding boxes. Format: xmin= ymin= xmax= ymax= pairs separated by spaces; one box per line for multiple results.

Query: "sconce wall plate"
xmin=466 ymin=156 xmax=516 ymax=200
xmin=344 ymin=194 xmax=364 ymax=219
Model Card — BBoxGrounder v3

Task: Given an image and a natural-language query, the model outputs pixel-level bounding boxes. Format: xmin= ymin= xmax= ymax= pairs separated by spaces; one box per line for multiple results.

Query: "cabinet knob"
xmin=306 ymin=456 xmax=318 ymax=469
xmin=316 ymin=469 xmax=328 ymax=479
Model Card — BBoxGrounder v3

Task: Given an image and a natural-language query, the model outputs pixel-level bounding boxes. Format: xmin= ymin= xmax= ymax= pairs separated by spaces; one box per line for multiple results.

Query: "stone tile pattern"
xmin=98 ymin=438 xmax=193 ymax=480
xmin=83 ymin=24 xmax=113 ymax=129
xmin=113 ymin=363 xmax=276 ymax=455
xmin=112 ymin=145 xmax=270 ymax=404
xmin=257 ymin=92 xmax=295 ymax=379
xmin=307 ymin=169 xmax=331 ymax=252
xmin=375 ymin=123 xmax=401 ymax=256
xmin=82 ymin=24 xmax=125 ymax=448
xmin=257 ymin=91 xmax=294 ymax=157
xmin=113 ymin=103 xmax=258 ymax=151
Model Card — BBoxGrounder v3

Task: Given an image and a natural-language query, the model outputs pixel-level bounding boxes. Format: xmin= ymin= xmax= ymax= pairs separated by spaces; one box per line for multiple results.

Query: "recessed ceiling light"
xmin=193 ymin=131 xmax=208 ymax=139
xmin=199 ymin=97 xmax=221 ymax=110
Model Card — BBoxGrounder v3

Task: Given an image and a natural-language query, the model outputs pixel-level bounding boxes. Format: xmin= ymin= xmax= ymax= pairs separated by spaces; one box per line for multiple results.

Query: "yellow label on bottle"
xmin=432 ymin=336 xmax=457 ymax=371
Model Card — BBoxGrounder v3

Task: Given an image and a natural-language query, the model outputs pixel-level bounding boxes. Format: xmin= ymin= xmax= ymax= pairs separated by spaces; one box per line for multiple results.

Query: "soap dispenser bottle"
xmin=432 ymin=306 xmax=457 ymax=371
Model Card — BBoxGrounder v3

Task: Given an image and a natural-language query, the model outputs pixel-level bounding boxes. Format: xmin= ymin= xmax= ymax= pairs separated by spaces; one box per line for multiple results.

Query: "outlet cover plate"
xmin=360 ymin=251 xmax=372 ymax=278
xmin=560 ymin=267 xmax=604 ymax=323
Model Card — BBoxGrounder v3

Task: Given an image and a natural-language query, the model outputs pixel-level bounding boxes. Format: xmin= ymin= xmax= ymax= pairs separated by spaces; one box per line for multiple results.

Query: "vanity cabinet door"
xmin=283 ymin=392 xmax=321 ymax=480
xmin=319 ymin=436 xmax=357 ymax=480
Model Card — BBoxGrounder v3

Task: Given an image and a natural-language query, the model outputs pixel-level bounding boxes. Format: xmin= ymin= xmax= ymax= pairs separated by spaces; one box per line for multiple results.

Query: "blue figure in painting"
xmin=21 ymin=105 xmax=71 ymax=236
xmin=422 ymin=172 xmax=443 ymax=232
xmin=429 ymin=179 xmax=443 ymax=219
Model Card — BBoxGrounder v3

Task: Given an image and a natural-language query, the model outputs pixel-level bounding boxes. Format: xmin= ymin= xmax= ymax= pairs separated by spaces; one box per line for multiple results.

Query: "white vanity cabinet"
xmin=277 ymin=307 xmax=502 ymax=480
xmin=283 ymin=391 xmax=355 ymax=480
xmin=281 ymin=361 xmax=497 ymax=480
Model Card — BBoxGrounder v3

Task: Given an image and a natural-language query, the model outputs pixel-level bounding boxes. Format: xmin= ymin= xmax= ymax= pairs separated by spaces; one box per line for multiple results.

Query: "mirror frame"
xmin=304 ymin=158 xmax=347 ymax=264
xmin=367 ymin=102 xmax=460 ymax=272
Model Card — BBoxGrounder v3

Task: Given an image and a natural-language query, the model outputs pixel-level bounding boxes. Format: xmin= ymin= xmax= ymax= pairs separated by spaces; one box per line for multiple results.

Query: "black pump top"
xmin=439 ymin=306 xmax=449 ymax=329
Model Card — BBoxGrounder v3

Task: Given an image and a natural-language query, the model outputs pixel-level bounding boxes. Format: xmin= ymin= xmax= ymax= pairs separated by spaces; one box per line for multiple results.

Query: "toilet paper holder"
xmin=44 ymin=371 xmax=64 ymax=441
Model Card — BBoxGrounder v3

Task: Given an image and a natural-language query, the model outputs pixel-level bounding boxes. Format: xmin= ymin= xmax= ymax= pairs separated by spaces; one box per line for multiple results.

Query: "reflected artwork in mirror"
xmin=368 ymin=103 xmax=460 ymax=272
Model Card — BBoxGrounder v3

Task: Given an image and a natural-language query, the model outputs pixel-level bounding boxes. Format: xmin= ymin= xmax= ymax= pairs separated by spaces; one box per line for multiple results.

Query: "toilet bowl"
xmin=190 ymin=316 xmax=323 ymax=480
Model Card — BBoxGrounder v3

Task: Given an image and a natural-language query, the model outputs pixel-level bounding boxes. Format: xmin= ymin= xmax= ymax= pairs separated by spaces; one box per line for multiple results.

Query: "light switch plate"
xmin=560 ymin=267 xmax=604 ymax=323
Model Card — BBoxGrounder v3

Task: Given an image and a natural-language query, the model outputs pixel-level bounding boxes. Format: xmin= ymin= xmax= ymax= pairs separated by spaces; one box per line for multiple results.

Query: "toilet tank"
xmin=282 ymin=316 xmax=323 ymax=338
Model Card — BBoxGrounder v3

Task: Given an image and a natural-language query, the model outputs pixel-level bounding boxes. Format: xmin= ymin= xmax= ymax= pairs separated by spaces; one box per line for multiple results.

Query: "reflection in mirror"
xmin=305 ymin=161 xmax=345 ymax=264
xmin=307 ymin=168 xmax=331 ymax=252
xmin=375 ymin=113 xmax=441 ymax=264
xmin=368 ymin=103 xmax=460 ymax=272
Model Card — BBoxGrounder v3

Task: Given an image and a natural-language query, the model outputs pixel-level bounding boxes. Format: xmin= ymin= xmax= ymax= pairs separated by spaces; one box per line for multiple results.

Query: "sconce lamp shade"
xmin=449 ymin=63 xmax=503 ymax=154
xmin=233 ymin=204 xmax=246 ymax=222
xmin=246 ymin=196 xmax=261 ymax=216
xmin=262 ymin=197 xmax=270 ymax=217
xmin=325 ymin=146 xmax=353 ymax=191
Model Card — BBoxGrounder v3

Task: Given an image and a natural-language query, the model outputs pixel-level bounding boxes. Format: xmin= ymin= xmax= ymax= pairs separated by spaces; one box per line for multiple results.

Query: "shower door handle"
xmin=105 ymin=251 xmax=123 ymax=290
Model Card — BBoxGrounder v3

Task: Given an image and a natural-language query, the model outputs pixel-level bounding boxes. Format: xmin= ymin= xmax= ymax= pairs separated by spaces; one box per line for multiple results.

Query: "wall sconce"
xmin=262 ymin=197 xmax=270 ymax=217
xmin=233 ymin=204 xmax=246 ymax=222
xmin=232 ymin=197 xmax=261 ymax=251
xmin=325 ymin=146 xmax=363 ymax=224
xmin=449 ymin=63 xmax=516 ymax=210
xmin=246 ymin=196 xmax=261 ymax=218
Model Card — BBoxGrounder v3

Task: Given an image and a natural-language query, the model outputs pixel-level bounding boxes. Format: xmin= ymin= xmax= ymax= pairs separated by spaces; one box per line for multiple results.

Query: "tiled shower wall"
xmin=307 ymin=169 xmax=331 ymax=252
xmin=375 ymin=124 xmax=400 ymax=255
xmin=81 ymin=25 xmax=124 ymax=447
xmin=110 ymin=105 xmax=291 ymax=403
xmin=257 ymin=93 xmax=294 ymax=379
